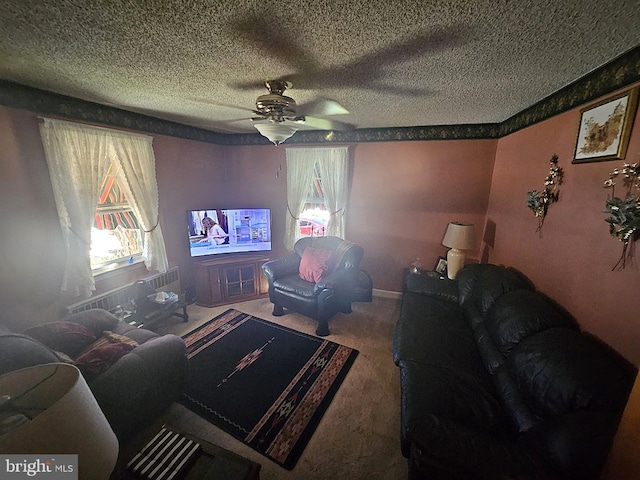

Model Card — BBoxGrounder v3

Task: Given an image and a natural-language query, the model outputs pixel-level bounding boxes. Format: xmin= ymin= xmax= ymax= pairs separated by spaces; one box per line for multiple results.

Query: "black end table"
xmin=403 ymin=269 xmax=459 ymax=303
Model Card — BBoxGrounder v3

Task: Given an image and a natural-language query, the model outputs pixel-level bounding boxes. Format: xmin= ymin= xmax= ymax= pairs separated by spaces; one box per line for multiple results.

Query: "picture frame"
xmin=572 ymin=87 xmax=639 ymax=164
xmin=434 ymin=256 xmax=447 ymax=276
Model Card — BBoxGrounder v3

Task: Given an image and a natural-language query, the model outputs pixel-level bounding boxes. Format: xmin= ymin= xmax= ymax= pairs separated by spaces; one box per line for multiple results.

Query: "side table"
xmin=403 ymin=269 xmax=459 ymax=303
xmin=112 ymin=298 xmax=189 ymax=330
xmin=131 ymin=299 xmax=189 ymax=329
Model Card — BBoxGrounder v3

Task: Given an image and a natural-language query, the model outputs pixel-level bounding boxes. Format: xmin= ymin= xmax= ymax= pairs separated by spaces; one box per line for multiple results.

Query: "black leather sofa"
xmin=0 ymin=309 xmax=188 ymax=440
xmin=393 ymin=263 xmax=637 ymax=480
xmin=262 ymin=236 xmax=365 ymax=336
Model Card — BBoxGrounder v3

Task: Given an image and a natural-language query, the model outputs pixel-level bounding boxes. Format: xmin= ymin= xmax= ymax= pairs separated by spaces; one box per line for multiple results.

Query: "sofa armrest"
xmin=262 ymin=254 xmax=301 ymax=282
xmin=88 ymin=334 xmax=188 ymax=439
xmin=314 ymin=267 xmax=357 ymax=292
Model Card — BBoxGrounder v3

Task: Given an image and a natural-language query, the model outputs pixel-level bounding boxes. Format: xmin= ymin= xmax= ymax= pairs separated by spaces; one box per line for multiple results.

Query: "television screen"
xmin=187 ymin=208 xmax=272 ymax=258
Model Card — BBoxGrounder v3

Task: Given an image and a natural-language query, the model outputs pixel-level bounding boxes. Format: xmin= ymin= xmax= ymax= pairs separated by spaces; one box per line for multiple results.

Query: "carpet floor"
xmin=152 ymin=295 xmax=406 ymax=480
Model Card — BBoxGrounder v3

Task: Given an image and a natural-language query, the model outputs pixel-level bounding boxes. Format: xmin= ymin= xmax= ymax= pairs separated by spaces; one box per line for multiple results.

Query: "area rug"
xmin=179 ymin=309 xmax=359 ymax=469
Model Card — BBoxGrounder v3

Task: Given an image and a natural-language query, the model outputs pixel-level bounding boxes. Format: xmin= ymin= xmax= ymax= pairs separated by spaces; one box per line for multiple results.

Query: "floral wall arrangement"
xmin=603 ymin=160 xmax=640 ymax=270
xmin=526 ymin=154 xmax=564 ymax=235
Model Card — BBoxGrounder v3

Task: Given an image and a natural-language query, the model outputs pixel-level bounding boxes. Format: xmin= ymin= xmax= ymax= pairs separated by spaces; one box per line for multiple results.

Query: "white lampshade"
xmin=0 ymin=364 xmax=118 ymax=480
xmin=254 ymin=122 xmax=299 ymax=145
xmin=442 ymin=222 xmax=476 ymax=280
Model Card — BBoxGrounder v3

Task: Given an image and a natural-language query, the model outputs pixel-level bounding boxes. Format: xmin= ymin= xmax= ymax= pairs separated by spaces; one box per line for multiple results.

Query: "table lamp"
xmin=0 ymin=363 xmax=118 ymax=480
xmin=442 ymin=222 xmax=476 ymax=280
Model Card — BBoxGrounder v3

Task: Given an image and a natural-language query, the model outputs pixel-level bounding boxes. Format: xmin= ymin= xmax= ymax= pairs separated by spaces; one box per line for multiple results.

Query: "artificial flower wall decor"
xmin=527 ymin=154 xmax=564 ymax=235
xmin=603 ymin=160 xmax=640 ymax=270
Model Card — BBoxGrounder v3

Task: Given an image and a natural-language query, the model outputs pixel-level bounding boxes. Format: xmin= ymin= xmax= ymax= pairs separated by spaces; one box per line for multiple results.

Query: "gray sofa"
xmin=0 ymin=308 xmax=188 ymax=440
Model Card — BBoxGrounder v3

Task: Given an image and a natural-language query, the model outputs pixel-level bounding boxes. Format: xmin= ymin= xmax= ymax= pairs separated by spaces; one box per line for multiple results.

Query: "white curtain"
xmin=285 ymin=149 xmax=316 ymax=250
xmin=285 ymin=146 xmax=349 ymax=250
xmin=110 ymin=133 xmax=168 ymax=273
xmin=40 ymin=118 xmax=167 ymax=298
xmin=317 ymin=147 xmax=349 ymax=237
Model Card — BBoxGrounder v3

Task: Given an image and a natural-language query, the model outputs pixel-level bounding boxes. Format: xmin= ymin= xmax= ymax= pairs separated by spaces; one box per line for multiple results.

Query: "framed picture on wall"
xmin=572 ymin=87 xmax=639 ymax=164
xmin=434 ymin=256 xmax=447 ymax=276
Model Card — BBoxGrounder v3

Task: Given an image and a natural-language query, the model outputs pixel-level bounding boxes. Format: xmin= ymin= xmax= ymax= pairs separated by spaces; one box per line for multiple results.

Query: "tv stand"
xmin=194 ymin=255 xmax=270 ymax=307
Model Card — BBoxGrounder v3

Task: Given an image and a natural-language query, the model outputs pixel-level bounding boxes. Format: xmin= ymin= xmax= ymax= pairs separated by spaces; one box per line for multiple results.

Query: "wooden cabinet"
xmin=194 ymin=255 xmax=270 ymax=307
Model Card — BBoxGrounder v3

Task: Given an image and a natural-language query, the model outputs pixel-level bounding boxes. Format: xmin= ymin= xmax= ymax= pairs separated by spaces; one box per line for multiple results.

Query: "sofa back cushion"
xmin=458 ymin=264 xmax=534 ymax=328
xmin=508 ymin=328 xmax=636 ymax=418
xmin=63 ymin=309 xmax=120 ymax=337
xmin=485 ymin=290 xmax=579 ymax=357
xmin=470 ymin=289 xmax=583 ymax=433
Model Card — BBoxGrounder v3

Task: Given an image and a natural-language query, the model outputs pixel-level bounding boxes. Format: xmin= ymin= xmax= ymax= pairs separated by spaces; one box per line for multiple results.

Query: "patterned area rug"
xmin=179 ymin=309 xmax=359 ymax=470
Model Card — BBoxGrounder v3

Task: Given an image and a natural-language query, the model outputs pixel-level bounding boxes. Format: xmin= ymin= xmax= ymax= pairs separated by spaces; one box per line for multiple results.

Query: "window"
xmin=90 ymin=162 xmax=143 ymax=269
xmin=40 ymin=118 xmax=168 ymax=298
xmin=299 ymin=162 xmax=329 ymax=238
xmin=285 ymin=147 xmax=349 ymax=250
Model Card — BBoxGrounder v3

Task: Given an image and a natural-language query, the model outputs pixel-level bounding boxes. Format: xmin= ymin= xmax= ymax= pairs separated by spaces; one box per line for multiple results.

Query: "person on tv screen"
xmin=202 ymin=216 xmax=229 ymax=245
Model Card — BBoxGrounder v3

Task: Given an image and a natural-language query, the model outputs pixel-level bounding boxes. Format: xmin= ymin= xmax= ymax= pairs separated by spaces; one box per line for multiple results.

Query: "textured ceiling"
xmin=1 ymin=0 xmax=639 ymax=135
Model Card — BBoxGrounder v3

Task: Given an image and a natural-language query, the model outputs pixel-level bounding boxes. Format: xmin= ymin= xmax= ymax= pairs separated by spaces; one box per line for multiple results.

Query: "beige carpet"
xmin=137 ymin=295 xmax=406 ymax=479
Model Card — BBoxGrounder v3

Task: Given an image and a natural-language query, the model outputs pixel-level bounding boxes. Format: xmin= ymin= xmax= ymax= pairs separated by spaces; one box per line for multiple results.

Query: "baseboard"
xmin=372 ymin=288 xmax=402 ymax=300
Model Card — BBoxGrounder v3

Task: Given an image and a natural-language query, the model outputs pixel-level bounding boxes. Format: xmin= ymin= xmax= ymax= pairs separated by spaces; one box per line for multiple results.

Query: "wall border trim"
xmin=1 ymin=46 xmax=638 ymax=144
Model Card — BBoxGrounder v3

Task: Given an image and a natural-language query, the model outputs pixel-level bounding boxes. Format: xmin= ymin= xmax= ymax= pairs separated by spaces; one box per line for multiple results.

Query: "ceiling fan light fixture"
xmin=254 ymin=122 xmax=299 ymax=145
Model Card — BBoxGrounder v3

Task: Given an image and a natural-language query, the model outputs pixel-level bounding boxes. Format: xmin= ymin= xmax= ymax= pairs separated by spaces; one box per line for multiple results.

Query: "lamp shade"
xmin=0 ymin=363 xmax=118 ymax=480
xmin=442 ymin=222 xmax=476 ymax=250
xmin=254 ymin=122 xmax=299 ymax=145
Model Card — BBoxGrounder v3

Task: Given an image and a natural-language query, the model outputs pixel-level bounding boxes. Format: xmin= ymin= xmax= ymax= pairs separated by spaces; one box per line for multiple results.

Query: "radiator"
xmin=67 ymin=266 xmax=181 ymax=314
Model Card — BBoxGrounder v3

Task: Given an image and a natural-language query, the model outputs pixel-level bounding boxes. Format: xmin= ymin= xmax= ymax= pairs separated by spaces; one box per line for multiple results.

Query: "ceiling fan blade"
xmin=297 ymin=98 xmax=349 ymax=117
xmin=225 ymin=116 xmax=266 ymax=123
xmin=298 ymin=116 xmax=354 ymax=131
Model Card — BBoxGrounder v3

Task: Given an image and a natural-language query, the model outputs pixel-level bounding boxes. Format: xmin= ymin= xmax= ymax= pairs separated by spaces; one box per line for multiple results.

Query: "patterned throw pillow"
xmin=74 ymin=331 xmax=139 ymax=380
xmin=24 ymin=321 xmax=97 ymax=358
xmin=103 ymin=330 xmax=139 ymax=348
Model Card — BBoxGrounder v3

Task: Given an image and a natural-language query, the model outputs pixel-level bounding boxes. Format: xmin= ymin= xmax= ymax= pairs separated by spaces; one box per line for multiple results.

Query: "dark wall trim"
xmin=1 ymin=45 xmax=638 ymax=145
xmin=499 ymin=45 xmax=640 ymax=137
xmin=0 ymin=81 xmax=227 ymax=144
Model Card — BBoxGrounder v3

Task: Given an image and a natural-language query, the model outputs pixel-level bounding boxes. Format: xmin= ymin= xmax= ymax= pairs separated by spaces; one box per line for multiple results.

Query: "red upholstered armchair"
xmin=262 ymin=236 xmax=364 ymax=336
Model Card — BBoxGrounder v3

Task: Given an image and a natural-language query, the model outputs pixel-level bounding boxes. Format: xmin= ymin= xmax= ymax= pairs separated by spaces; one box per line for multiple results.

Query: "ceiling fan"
xmin=244 ymin=79 xmax=353 ymax=145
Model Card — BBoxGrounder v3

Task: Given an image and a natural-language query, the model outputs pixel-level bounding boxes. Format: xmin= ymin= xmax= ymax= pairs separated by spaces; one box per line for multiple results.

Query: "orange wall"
xmin=348 ymin=140 xmax=497 ymax=291
xmin=486 ymin=84 xmax=640 ymax=364
xmin=160 ymin=143 xmax=294 ymax=289
xmin=152 ymin=134 xmax=224 ymax=289
xmin=212 ymin=140 xmax=497 ymax=292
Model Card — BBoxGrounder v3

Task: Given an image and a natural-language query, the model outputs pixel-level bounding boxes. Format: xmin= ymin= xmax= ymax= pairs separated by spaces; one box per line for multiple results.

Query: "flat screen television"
xmin=187 ymin=208 xmax=272 ymax=258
